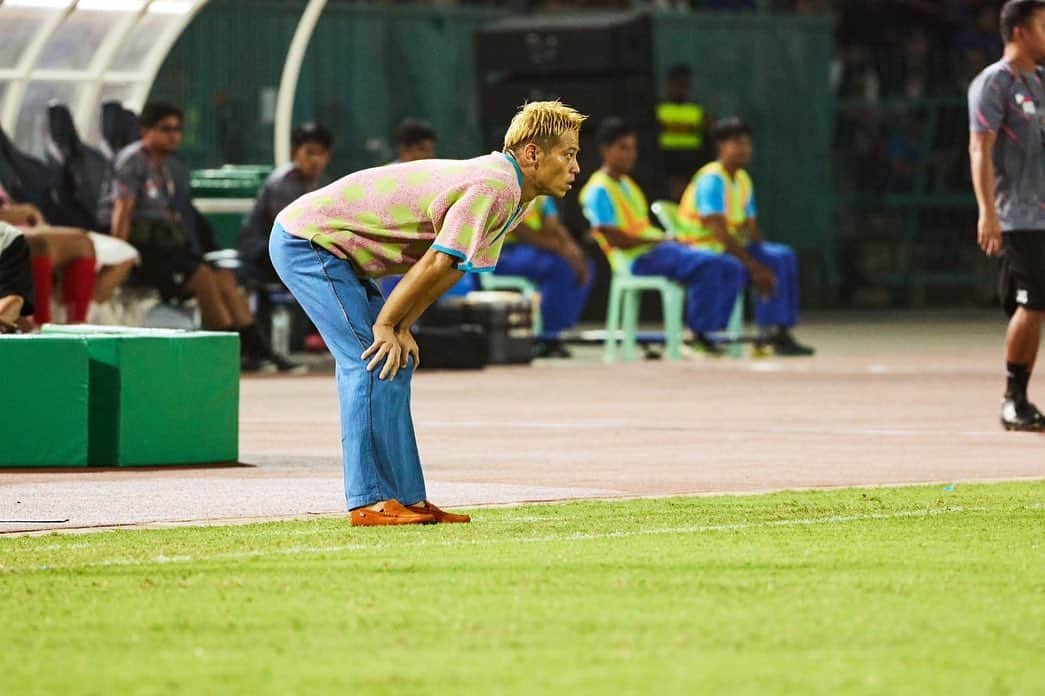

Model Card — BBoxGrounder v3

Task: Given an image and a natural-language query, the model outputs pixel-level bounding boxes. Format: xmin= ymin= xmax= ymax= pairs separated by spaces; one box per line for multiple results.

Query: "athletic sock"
xmin=31 ymin=255 xmax=53 ymax=325
xmin=62 ymin=258 xmax=96 ymax=323
xmin=1006 ymin=362 xmax=1031 ymax=404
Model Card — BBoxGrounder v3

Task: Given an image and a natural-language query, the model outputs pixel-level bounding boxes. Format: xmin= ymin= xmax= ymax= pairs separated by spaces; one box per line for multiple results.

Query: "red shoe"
xmin=407 ymin=501 xmax=471 ymax=524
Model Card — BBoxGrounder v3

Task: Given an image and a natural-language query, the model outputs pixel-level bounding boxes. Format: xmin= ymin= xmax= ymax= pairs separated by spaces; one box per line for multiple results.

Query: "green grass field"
xmin=2 ymin=481 xmax=1042 ymax=694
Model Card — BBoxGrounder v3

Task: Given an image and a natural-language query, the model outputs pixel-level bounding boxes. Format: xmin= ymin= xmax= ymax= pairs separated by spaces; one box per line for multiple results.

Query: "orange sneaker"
xmin=407 ymin=501 xmax=471 ymax=524
xmin=350 ymin=499 xmax=436 ymax=526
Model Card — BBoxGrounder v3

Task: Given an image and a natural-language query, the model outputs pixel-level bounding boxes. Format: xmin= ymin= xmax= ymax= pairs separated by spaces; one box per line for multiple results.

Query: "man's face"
xmin=399 ymin=138 xmax=436 ymax=162
xmin=292 ymin=142 xmax=331 ymax=181
xmin=1016 ymin=9 xmax=1045 ymax=62
xmin=719 ymin=134 xmax=753 ymax=168
xmin=532 ymin=130 xmax=580 ymax=198
xmin=667 ymin=76 xmax=691 ymax=102
xmin=601 ymin=133 xmax=638 ymax=175
xmin=142 ymin=115 xmax=182 ymax=155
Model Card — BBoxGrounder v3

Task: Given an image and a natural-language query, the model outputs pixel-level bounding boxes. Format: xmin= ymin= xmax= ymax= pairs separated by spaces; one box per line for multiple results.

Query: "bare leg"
xmin=93 ymin=259 xmax=136 ymax=303
xmin=214 ymin=268 xmax=255 ymax=327
xmin=185 ymin=265 xmax=235 ymax=330
xmin=23 ymin=227 xmax=95 ymax=268
xmin=0 ymin=295 xmax=23 ymax=325
xmin=1005 ymin=308 xmax=1042 ymax=372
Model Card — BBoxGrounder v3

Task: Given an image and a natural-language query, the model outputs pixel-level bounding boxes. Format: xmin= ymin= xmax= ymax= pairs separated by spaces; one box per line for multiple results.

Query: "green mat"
xmin=0 ymin=335 xmax=89 ymax=467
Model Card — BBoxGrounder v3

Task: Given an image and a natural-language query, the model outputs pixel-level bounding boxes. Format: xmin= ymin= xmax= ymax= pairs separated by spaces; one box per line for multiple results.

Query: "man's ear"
xmin=522 ymin=141 xmax=540 ymax=166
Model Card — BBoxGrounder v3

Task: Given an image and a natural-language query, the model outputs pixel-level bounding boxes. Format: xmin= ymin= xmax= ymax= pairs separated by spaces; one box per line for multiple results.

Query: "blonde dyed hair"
xmin=502 ymin=100 xmax=587 ymax=152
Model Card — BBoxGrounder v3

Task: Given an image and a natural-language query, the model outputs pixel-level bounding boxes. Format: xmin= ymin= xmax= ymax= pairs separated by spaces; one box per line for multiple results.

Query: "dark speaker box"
xmin=475 ymin=12 xmax=653 ymax=77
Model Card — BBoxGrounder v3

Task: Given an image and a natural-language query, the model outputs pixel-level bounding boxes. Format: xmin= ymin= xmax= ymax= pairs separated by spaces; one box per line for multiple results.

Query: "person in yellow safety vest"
xmin=496 ymin=195 xmax=594 ymax=358
xmin=677 ymin=117 xmax=814 ymax=356
xmin=658 ymin=63 xmax=711 ymax=201
xmin=579 ymin=117 xmax=745 ymax=355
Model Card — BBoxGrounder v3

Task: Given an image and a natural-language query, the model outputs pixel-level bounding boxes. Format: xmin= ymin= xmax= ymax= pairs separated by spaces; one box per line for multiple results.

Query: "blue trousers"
xmin=745 ymin=241 xmax=800 ymax=329
xmin=494 ymin=243 xmax=595 ymax=338
xmin=631 ymin=242 xmax=745 ymax=334
xmin=269 ymin=224 xmax=426 ymax=510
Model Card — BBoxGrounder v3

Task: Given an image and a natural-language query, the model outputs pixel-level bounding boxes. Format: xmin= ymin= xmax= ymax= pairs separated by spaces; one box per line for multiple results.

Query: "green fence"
xmin=152 ymin=3 xmax=833 ymax=279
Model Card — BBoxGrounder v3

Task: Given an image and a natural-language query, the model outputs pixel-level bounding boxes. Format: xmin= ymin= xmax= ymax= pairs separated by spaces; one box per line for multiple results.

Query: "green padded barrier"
xmin=41 ymin=328 xmax=240 ymax=466
xmin=0 ymin=335 xmax=89 ymax=467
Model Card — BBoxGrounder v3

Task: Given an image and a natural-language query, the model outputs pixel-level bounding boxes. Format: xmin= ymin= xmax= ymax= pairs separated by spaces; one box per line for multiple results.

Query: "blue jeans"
xmin=745 ymin=241 xmax=799 ymax=329
xmin=631 ymin=242 xmax=745 ymax=334
xmin=269 ymin=224 xmax=426 ymax=510
xmin=494 ymin=243 xmax=595 ymax=338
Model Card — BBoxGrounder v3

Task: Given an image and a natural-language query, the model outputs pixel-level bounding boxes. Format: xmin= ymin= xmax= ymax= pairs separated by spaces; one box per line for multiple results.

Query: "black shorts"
xmin=999 ymin=230 xmax=1045 ymax=316
xmin=0 ymin=235 xmax=35 ymax=315
xmin=128 ymin=219 xmax=202 ymax=301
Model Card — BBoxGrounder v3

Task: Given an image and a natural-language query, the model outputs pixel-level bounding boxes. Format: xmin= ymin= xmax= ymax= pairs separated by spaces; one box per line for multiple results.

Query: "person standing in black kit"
xmin=969 ymin=0 xmax=1045 ymax=431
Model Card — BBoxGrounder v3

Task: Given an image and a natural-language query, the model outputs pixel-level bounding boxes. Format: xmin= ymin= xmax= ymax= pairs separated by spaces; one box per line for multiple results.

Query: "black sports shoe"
xmin=772 ymin=330 xmax=815 ymax=357
xmin=533 ymin=339 xmax=572 ymax=359
xmin=1000 ymin=398 xmax=1045 ymax=432
xmin=266 ymin=352 xmax=309 ymax=374
xmin=241 ymin=354 xmax=276 ymax=374
xmin=690 ymin=332 xmax=725 ymax=356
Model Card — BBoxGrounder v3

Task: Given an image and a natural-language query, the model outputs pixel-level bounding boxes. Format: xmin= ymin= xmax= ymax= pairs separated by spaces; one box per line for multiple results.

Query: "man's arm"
xmin=110 ymin=198 xmax=135 ymax=241
xmin=360 ymin=248 xmax=462 ymax=380
xmin=704 ymin=214 xmax=775 ymax=296
xmin=969 ymin=130 xmax=1000 ymax=256
xmin=593 ymin=224 xmax=659 ymax=250
xmin=744 ymin=217 xmax=764 ymax=244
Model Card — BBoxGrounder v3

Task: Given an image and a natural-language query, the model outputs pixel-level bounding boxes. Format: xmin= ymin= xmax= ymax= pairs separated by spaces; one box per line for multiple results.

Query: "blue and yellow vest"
xmin=677 ymin=161 xmax=753 ymax=248
xmin=579 ymin=170 xmax=664 ymax=265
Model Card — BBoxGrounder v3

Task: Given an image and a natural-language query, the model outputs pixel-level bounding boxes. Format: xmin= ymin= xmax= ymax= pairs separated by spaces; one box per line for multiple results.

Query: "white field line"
xmin=9 ymin=504 xmax=1035 ymax=573
xmin=415 ymin=420 xmax=1023 ymax=439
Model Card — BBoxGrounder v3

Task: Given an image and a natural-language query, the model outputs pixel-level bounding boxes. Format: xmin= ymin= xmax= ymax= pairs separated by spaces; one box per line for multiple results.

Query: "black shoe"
xmin=641 ymin=343 xmax=662 ymax=360
xmin=1000 ymin=398 xmax=1045 ymax=432
xmin=690 ymin=332 xmax=725 ymax=356
xmin=266 ymin=352 xmax=309 ymax=374
xmin=533 ymin=339 xmax=572 ymax=359
xmin=241 ymin=354 xmax=276 ymax=374
xmin=772 ymin=330 xmax=815 ymax=357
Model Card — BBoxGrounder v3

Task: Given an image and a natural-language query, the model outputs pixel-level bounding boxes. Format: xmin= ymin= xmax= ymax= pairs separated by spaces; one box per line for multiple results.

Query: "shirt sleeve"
xmin=431 ymin=184 xmax=512 ymax=271
xmin=112 ymin=155 xmax=146 ymax=202
xmin=745 ymin=188 xmax=757 ymax=219
xmin=541 ymin=196 xmax=558 ymax=219
xmin=695 ymin=173 xmax=727 ymax=216
xmin=968 ymin=70 xmax=1007 ymax=133
xmin=581 ymin=186 xmax=618 ymax=227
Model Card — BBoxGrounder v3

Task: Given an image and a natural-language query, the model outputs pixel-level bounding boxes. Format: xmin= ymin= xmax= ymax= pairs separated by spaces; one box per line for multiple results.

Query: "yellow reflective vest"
xmin=657 ymin=101 xmax=705 ymax=151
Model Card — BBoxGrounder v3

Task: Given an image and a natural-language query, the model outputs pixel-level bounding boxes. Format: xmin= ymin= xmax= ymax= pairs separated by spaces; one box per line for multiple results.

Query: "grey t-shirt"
xmin=968 ymin=61 xmax=1045 ymax=232
xmin=97 ymin=142 xmax=178 ymax=229
xmin=238 ymin=164 xmax=318 ymax=264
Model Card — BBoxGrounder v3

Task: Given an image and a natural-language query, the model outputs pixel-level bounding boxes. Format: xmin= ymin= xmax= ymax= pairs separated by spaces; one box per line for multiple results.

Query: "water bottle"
xmin=271 ymin=305 xmax=291 ymax=357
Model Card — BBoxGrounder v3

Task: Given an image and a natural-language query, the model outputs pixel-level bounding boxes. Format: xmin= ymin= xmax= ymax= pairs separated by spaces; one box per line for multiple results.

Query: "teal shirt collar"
xmin=502 ymin=151 xmax=524 ymax=190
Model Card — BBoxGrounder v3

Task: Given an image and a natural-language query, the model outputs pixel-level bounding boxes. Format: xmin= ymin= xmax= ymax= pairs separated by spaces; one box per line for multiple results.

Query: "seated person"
xmin=238 ymin=122 xmax=333 ymax=285
xmin=579 ymin=117 xmax=744 ymax=354
xmin=0 ymin=182 xmax=137 ymax=326
xmin=495 ymin=195 xmax=594 ymax=357
xmin=394 ymin=118 xmax=436 ymax=163
xmin=0 ymin=222 xmax=35 ymax=333
xmin=98 ymin=100 xmax=302 ymax=373
xmin=677 ymin=117 xmax=813 ymax=356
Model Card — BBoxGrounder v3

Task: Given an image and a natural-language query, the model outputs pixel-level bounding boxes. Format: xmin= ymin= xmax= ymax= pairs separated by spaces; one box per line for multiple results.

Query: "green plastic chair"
xmin=478 ymin=273 xmax=543 ymax=336
xmin=650 ymin=200 xmax=745 ymax=358
xmin=601 ymin=243 xmax=685 ymax=363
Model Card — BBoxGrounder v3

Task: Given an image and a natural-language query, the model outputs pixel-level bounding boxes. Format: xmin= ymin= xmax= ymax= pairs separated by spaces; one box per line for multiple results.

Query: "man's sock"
xmin=31 ymin=256 xmax=53 ymax=325
xmin=1006 ymin=362 xmax=1031 ymax=404
xmin=62 ymin=258 xmax=96 ymax=323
